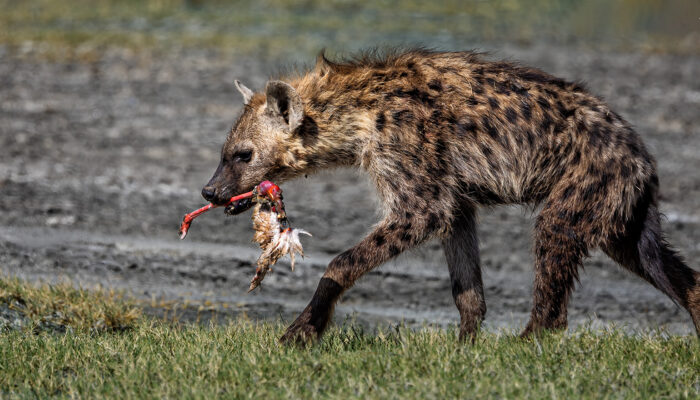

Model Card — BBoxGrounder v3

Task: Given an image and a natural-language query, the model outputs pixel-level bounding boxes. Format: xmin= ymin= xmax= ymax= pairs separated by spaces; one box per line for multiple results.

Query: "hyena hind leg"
xmin=442 ymin=207 xmax=486 ymax=342
xmin=602 ymin=202 xmax=700 ymax=335
xmin=521 ymin=203 xmax=589 ymax=337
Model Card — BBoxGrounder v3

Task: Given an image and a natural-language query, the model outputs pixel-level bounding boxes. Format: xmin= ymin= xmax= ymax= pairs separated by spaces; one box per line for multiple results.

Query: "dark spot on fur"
xmin=456 ymin=119 xmax=477 ymax=137
xmin=509 ymin=80 xmax=529 ymax=94
xmin=481 ymin=116 xmax=499 ymax=140
xmin=505 ymin=107 xmax=518 ymax=123
xmin=298 ymin=115 xmax=319 ymax=146
xmin=539 ymin=112 xmax=553 ymax=133
xmin=486 ymin=154 xmax=500 ymax=171
xmin=561 ymin=186 xmax=575 ymax=201
xmin=494 ymin=81 xmax=511 ymax=95
xmin=480 ymin=143 xmax=493 ymax=157
xmin=397 ymin=162 xmax=414 ymax=181
xmin=543 ymin=88 xmax=557 ymax=98
xmin=416 ymin=120 xmax=426 ymax=137
xmin=336 ymin=250 xmax=356 ymax=266
xmin=553 ymin=121 xmax=567 ymax=135
xmin=399 ymin=191 xmax=409 ymax=204
xmin=581 ymin=184 xmax=599 ymax=202
xmin=391 ymin=88 xmax=435 ymax=107
xmin=388 ymin=178 xmax=399 ymax=191
xmin=587 ymin=163 xmax=599 ymax=176
xmin=428 ymin=79 xmax=443 ymax=91
xmin=571 ymin=150 xmax=581 ymax=166
xmin=427 ymin=213 xmax=440 ymax=232
xmin=373 ymin=234 xmax=386 ymax=247
xmin=521 ymin=101 xmax=532 ymax=121
xmin=514 ymin=133 xmax=524 ymax=147
xmin=620 ymin=163 xmax=631 ymax=178
xmin=556 ymin=101 xmax=575 ymax=119
xmin=588 ymin=122 xmax=607 ymax=148
xmin=571 ymin=210 xmax=585 ymax=225
xmin=488 ymin=97 xmax=499 ymax=109
xmin=430 ymin=184 xmax=441 ymax=199
xmin=434 ymin=136 xmax=448 ymax=157
xmin=628 ymin=139 xmax=643 ymax=158
xmin=388 ymin=245 xmax=401 ymax=257
xmin=393 ymin=109 xmax=414 ymax=126
xmin=375 ymin=112 xmax=386 ymax=132
xmin=438 ymin=110 xmax=457 ymax=126
xmin=524 ymin=129 xmax=535 ymax=146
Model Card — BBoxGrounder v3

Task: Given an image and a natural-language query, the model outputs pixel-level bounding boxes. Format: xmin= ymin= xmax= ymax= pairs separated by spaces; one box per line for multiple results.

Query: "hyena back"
xmin=202 ymin=49 xmax=700 ymax=342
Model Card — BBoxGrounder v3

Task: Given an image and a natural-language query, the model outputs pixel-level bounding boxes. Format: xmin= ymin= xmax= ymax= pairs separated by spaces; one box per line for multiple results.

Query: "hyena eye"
xmin=233 ymin=149 xmax=253 ymax=163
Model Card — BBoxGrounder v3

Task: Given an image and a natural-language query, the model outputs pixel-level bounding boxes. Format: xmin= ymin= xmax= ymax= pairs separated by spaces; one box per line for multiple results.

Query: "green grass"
xmin=2 ymin=321 xmax=699 ymax=399
xmin=0 ymin=277 xmax=140 ymax=333
xmin=1 ymin=277 xmax=699 ymax=398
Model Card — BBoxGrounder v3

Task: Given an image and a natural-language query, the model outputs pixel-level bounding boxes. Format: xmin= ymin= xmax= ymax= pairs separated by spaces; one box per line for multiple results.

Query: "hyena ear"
xmin=234 ymin=80 xmax=254 ymax=104
xmin=265 ymin=80 xmax=304 ymax=132
xmin=314 ymin=49 xmax=332 ymax=78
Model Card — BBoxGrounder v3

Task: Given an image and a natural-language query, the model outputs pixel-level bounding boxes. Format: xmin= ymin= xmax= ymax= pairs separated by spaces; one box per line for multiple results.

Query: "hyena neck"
xmin=289 ymin=77 xmax=372 ymax=172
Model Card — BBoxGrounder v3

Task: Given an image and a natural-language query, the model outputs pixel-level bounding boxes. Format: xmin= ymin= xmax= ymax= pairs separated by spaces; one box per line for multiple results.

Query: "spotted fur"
xmin=201 ymin=49 xmax=700 ymax=343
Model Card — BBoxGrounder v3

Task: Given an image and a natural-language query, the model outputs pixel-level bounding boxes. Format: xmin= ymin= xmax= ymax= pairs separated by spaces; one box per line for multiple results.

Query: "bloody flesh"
xmin=178 ymin=180 xmax=284 ymax=240
xmin=178 ymin=190 xmax=254 ymax=239
xmin=178 ymin=180 xmax=309 ymax=292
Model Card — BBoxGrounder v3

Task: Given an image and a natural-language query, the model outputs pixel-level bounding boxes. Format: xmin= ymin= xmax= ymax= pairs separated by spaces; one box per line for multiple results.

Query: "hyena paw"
xmin=458 ymin=320 xmax=482 ymax=344
xmin=520 ymin=318 xmax=567 ymax=338
xmin=279 ymin=320 xmax=319 ymax=346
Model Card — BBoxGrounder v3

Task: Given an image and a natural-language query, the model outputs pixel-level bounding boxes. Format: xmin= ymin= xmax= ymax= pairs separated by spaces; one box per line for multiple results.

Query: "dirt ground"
xmin=1 ymin=44 xmax=699 ymax=334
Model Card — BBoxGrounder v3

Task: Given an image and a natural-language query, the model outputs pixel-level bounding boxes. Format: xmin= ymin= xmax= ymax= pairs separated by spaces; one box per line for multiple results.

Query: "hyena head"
xmin=202 ymin=79 xmax=307 ymax=205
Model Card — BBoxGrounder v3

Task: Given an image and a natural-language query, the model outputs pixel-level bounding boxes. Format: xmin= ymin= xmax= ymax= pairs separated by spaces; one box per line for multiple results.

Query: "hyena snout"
xmin=201 ymin=186 xmax=217 ymax=202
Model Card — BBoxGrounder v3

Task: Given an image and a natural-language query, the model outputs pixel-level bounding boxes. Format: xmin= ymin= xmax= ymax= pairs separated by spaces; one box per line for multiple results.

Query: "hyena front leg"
xmin=279 ymin=211 xmax=439 ymax=345
xmin=442 ymin=207 xmax=486 ymax=342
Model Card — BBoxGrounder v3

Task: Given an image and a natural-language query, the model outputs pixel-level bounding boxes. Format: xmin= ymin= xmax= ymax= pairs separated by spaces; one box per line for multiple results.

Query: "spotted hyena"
xmin=200 ymin=49 xmax=700 ymax=343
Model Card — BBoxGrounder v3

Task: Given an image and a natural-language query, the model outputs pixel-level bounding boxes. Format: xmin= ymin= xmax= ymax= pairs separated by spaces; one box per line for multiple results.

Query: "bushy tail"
xmin=637 ymin=205 xmax=683 ymax=304
xmin=605 ymin=199 xmax=700 ymax=335
xmin=638 ymin=205 xmax=700 ymax=333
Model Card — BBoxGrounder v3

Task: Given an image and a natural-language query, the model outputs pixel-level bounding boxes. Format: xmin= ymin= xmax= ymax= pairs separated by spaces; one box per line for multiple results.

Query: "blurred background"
xmin=1 ymin=0 xmax=699 ymax=333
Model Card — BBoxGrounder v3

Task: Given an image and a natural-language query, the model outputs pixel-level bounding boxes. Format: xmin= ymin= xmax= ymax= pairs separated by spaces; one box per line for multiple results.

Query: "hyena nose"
xmin=201 ymin=186 xmax=217 ymax=202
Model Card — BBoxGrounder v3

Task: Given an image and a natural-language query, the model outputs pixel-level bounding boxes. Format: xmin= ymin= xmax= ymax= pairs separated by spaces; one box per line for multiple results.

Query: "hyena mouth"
xmin=224 ymin=197 xmax=254 ymax=216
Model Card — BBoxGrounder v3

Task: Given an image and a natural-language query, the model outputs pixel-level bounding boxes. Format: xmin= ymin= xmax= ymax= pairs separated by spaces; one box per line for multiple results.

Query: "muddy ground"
xmin=1 ymin=44 xmax=699 ymax=334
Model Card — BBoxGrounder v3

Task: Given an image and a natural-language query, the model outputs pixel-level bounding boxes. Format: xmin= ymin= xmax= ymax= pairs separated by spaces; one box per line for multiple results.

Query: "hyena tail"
xmin=603 ymin=193 xmax=700 ymax=335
